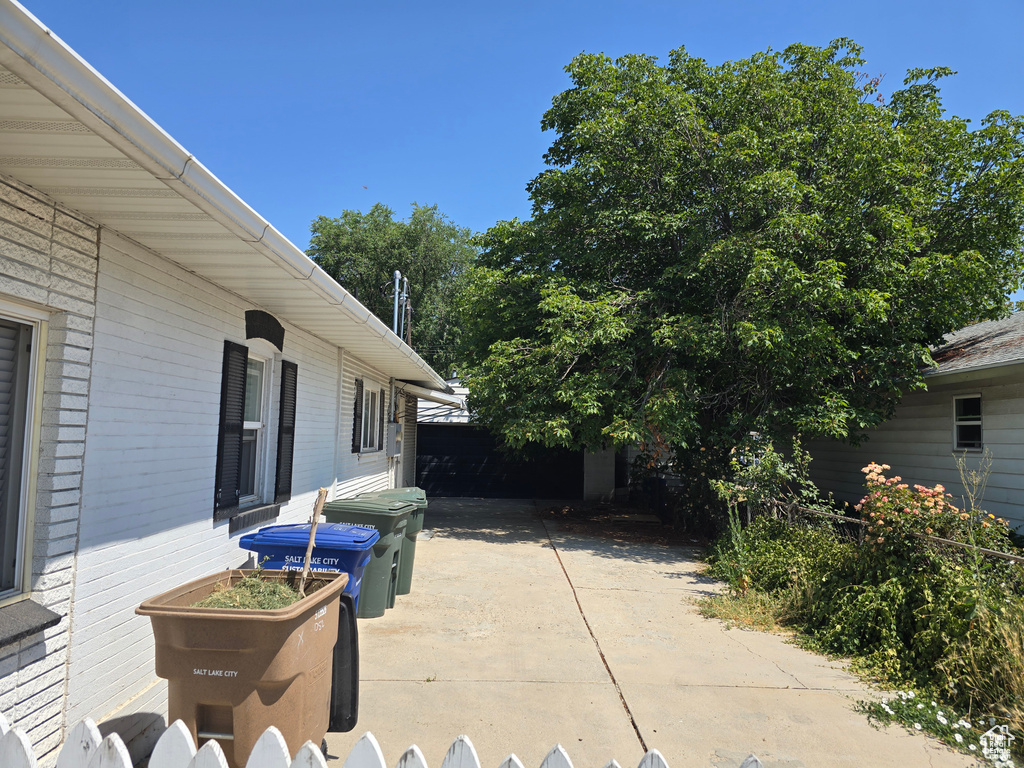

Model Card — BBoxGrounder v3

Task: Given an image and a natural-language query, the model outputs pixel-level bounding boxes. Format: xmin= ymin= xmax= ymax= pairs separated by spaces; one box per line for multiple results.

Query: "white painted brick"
xmin=39 ymin=441 xmax=85 ymax=459
xmin=30 ymin=568 xmax=72 ymax=593
xmin=31 ymin=727 xmax=63 ymax=767
xmin=38 ymin=456 xmax=83 ymax=475
xmin=49 ymin=344 xmax=91 ymax=366
xmin=0 ymin=221 xmax=51 ymax=259
xmin=50 ymin=227 xmax=97 ymax=258
xmin=0 ymin=648 xmax=18 ymax=677
xmin=46 ymin=327 xmax=92 ymax=349
xmin=57 ymin=313 xmax=93 ymax=334
xmin=17 ymin=684 xmax=64 ymax=732
xmin=0 ymin=253 xmax=51 ymax=287
xmin=44 ymin=376 xmax=89 ymax=397
xmin=48 ymin=274 xmax=95 ymax=302
xmin=50 ymin=258 xmax=96 ymax=288
xmin=37 ymin=473 xmax=81 ymax=493
xmin=35 ymin=488 xmax=82 ymax=507
xmin=36 ymin=519 xmax=78 ymax=540
xmin=44 ymin=292 xmax=94 ymax=317
xmin=0 ymin=197 xmax=52 ymax=236
xmin=41 ymin=392 xmax=89 ymax=412
xmin=33 ymin=503 xmax=79 ymax=526
xmin=16 ymin=652 xmax=66 ymax=695
xmin=54 ymin=209 xmax=97 ymax=240
xmin=34 ymin=534 xmax=76 ymax=559
xmin=50 ymin=243 xmax=98 ymax=274
xmin=44 ymin=359 xmax=90 ymax=382
xmin=0 ymin=181 xmax=53 ymax=221
xmin=0 ymin=275 xmax=48 ymax=304
xmin=32 ymin=552 xmax=73 ymax=576
xmin=43 ymin=409 xmax=86 ymax=427
xmin=0 ymin=689 xmax=15 ymax=714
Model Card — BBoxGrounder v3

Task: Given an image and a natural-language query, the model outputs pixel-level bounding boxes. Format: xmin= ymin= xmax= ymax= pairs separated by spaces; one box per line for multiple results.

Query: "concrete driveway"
xmin=324 ymin=499 xmax=975 ymax=768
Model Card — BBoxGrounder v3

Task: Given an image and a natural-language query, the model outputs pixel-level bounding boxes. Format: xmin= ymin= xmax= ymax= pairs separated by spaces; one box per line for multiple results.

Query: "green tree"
xmin=308 ymin=203 xmax=476 ymax=374
xmin=461 ymin=39 xmax=1024 ymax=521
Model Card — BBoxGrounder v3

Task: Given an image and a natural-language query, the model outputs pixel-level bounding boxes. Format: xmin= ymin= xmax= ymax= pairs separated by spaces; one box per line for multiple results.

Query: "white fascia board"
xmin=0 ymin=0 xmax=448 ymax=392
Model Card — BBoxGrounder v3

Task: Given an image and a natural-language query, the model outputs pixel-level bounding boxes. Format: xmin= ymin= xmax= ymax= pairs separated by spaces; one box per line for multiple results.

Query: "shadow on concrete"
xmin=425 ymin=497 xmax=711 ymax=572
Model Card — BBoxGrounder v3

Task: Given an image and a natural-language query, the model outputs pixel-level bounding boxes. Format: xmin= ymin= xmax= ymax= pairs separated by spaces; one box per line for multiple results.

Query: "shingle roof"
xmin=930 ymin=311 xmax=1024 ymax=375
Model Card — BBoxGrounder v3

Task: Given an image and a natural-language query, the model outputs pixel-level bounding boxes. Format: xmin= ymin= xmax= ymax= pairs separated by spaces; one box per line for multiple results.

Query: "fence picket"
xmin=343 ymin=732 xmax=387 ymax=768
xmin=637 ymin=749 xmax=669 ymax=768
xmin=244 ymin=726 xmax=289 ymax=768
xmin=497 ymin=753 xmax=525 ymax=768
xmin=440 ymin=735 xmax=481 ymax=768
xmin=0 ymin=726 xmax=37 ymax=768
xmin=188 ymin=739 xmax=229 ymax=768
xmin=538 ymin=744 xmax=573 ymax=768
xmin=84 ymin=734 xmax=132 ymax=768
xmin=56 ymin=718 xmax=103 ymax=768
xmin=397 ymin=743 xmax=429 ymax=768
xmin=5 ymin=712 xmax=775 ymax=768
xmin=150 ymin=721 xmax=197 ymax=768
xmin=289 ymin=740 xmax=327 ymax=768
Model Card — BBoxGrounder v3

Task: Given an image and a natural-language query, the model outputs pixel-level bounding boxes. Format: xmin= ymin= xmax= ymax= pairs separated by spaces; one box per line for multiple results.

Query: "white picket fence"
xmin=0 ymin=712 xmax=765 ymax=768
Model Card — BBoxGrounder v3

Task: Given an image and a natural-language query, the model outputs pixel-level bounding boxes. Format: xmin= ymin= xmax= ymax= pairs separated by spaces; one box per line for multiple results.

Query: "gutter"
xmin=396 ymin=381 xmax=464 ymax=409
xmin=0 ymin=0 xmax=447 ymax=392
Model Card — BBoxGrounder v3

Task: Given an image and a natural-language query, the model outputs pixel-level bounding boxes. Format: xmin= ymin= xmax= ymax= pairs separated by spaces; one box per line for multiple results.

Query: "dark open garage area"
xmin=416 ymin=424 xmax=584 ymax=498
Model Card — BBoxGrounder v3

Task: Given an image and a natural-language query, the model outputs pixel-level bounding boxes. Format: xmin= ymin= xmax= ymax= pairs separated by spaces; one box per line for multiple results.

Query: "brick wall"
xmin=0 ymin=172 xmax=97 ymax=765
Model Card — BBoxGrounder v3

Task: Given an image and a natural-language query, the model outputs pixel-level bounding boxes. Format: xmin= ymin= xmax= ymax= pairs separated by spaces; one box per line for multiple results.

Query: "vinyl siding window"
xmin=352 ymin=378 xmax=386 ymax=453
xmin=954 ymin=394 xmax=982 ymax=451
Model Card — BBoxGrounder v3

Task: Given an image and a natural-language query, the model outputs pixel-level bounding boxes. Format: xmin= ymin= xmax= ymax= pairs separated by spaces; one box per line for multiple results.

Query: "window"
xmin=0 ymin=309 xmax=42 ymax=599
xmin=214 ymin=340 xmax=297 ymax=530
xmin=352 ymin=378 xmax=386 ymax=453
xmin=954 ymin=394 xmax=982 ymax=451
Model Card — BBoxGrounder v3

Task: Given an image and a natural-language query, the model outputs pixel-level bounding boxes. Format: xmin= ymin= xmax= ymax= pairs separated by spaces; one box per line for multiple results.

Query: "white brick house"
xmin=0 ymin=2 xmax=459 ymax=764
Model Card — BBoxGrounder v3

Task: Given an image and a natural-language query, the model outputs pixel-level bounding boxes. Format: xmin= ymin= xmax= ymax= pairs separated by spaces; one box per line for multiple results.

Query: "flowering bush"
xmin=856 ymin=462 xmax=1013 ymax=554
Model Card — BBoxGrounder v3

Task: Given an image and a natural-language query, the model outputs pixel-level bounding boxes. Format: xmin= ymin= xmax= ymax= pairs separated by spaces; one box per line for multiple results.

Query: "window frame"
xmin=0 ymin=300 xmax=47 ymax=604
xmin=352 ymin=377 xmax=386 ymax=454
xmin=953 ymin=393 xmax=983 ymax=452
xmin=214 ymin=339 xmax=297 ymax=532
xmin=239 ymin=354 xmax=270 ymax=508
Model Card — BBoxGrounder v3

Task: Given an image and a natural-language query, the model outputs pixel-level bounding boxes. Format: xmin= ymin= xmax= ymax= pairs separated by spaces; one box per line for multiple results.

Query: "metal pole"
xmin=392 ymin=270 xmax=401 ymax=334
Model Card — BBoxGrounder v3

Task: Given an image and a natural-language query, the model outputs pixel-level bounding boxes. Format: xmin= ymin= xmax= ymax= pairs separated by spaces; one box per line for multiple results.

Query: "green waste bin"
xmin=356 ymin=487 xmax=427 ymax=596
xmin=322 ymin=497 xmax=413 ymax=618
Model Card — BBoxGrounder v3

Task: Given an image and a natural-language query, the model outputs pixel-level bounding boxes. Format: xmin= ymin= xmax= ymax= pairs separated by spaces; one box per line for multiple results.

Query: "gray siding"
xmin=808 ymin=364 xmax=1024 ymax=529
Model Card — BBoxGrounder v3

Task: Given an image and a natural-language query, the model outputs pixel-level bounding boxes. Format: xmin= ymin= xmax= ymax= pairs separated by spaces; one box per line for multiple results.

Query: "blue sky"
xmin=18 ymin=0 xmax=1024 ymax=299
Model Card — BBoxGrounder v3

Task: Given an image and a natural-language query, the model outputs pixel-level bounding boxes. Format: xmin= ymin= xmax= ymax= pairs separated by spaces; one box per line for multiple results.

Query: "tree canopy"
xmin=461 ymin=39 xmax=1024 ymax=484
xmin=308 ymin=203 xmax=475 ymax=375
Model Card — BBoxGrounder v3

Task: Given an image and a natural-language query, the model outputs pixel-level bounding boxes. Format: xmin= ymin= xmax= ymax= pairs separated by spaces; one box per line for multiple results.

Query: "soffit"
xmin=0 ymin=61 xmax=444 ymax=389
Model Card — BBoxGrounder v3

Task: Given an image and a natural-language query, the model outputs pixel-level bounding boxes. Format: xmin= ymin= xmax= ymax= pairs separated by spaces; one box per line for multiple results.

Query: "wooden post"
xmin=299 ymin=487 xmax=329 ymax=596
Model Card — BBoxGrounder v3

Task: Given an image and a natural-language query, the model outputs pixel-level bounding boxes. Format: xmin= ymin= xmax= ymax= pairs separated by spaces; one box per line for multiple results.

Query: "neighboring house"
xmin=417 ymin=379 xmax=617 ymax=500
xmin=808 ymin=311 xmax=1024 ymax=530
xmin=0 ymin=2 xmax=459 ymax=764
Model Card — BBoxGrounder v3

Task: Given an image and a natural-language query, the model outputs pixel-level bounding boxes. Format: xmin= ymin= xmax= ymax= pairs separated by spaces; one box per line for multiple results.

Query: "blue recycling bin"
xmin=239 ymin=522 xmax=379 ymax=612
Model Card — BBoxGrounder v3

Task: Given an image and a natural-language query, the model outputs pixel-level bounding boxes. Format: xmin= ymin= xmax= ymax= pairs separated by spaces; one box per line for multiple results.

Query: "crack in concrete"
xmin=720 ymin=630 xmax=810 ymax=690
xmin=538 ymin=509 xmax=649 ymax=753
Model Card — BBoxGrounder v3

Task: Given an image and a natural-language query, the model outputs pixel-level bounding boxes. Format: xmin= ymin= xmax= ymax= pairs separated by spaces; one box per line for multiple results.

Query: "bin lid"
xmin=323 ymin=497 xmax=416 ymax=516
xmin=239 ymin=522 xmax=380 ymax=552
xmin=356 ymin=487 xmax=427 ymax=508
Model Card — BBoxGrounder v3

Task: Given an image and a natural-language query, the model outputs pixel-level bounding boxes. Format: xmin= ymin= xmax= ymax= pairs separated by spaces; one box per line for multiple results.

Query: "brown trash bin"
xmin=136 ymin=569 xmax=348 ymax=768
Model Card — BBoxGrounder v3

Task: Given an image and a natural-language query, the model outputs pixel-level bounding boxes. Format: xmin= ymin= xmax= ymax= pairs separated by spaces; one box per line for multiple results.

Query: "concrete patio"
xmin=324 ymin=498 xmax=976 ymax=768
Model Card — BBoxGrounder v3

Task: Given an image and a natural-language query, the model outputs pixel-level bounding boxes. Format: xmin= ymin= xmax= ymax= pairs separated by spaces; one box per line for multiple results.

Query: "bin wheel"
xmin=321 ymin=739 xmax=329 ymax=758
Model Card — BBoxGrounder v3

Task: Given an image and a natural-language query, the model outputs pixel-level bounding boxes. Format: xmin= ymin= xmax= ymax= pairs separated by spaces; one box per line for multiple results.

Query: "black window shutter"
xmin=275 ymin=360 xmax=298 ymax=503
xmin=352 ymin=378 xmax=363 ymax=453
xmin=214 ymin=340 xmax=248 ymax=518
xmin=378 ymin=388 xmax=386 ymax=451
